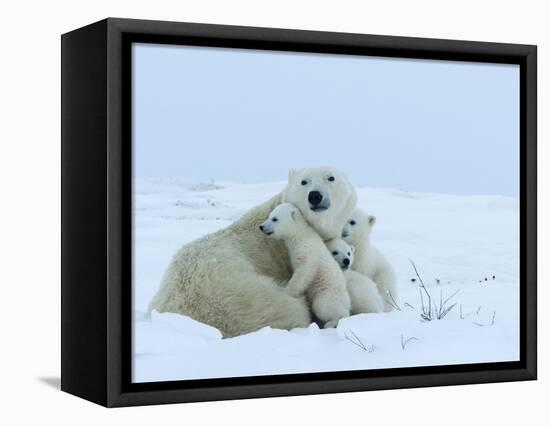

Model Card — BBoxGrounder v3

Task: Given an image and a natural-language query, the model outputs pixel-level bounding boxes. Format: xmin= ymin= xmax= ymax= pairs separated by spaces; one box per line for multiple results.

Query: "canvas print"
xmin=131 ymin=43 xmax=520 ymax=383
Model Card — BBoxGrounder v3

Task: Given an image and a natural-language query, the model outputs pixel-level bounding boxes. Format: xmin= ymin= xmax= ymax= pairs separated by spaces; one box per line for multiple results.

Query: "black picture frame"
xmin=61 ymin=17 xmax=537 ymax=407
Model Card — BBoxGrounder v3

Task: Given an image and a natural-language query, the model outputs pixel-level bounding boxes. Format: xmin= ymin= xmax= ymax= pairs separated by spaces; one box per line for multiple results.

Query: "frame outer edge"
xmin=106 ymin=18 xmax=126 ymax=407
xmin=525 ymin=46 xmax=537 ymax=379
xmin=61 ymin=19 xmax=110 ymax=406
xmin=88 ymin=17 xmax=537 ymax=407
xmin=105 ymin=17 xmax=536 ymax=61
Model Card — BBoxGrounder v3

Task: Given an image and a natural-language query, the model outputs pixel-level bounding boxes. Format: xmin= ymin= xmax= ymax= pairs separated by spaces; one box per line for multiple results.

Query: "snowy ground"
xmin=133 ymin=178 xmax=520 ymax=383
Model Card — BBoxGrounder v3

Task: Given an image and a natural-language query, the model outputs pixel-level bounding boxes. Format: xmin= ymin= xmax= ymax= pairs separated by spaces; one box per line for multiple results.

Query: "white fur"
xmin=282 ymin=166 xmax=357 ymax=241
xmin=260 ymin=204 xmax=351 ymax=328
xmin=346 ymin=271 xmax=385 ymax=314
xmin=342 ymin=209 xmax=397 ymax=312
xmin=148 ymin=166 xmax=357 ymax=337
xmin=326 ymin=238 xmax=385 ymax=314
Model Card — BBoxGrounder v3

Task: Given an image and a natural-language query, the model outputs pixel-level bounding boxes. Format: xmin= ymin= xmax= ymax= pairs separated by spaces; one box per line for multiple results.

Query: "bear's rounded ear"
xmin=368 ymin=215 xmax=376 ymax=226
xmin=288 ymin=169 xmax=297 ymax=181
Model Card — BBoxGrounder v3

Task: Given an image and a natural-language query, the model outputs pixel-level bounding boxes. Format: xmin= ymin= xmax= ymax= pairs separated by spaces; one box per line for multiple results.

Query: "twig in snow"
xmin=344 ymin=334 xmax=366 ymax=351
xmin=474 ymin=311 xmax=497 ymax=327
xmin=344 ymin=330 xmax=367 ymax=351
xmin=410 ymin=259 xmax=459 ymax=321
xmin=410 ymin=259 xmax=432 ymax=321
xmin=434 ymin=288 xmax=460 ymax=320
xmin=401 ymin=334 xmax=419 ymax=350
xmin=386 ymin=290 xmax=401 ymax=311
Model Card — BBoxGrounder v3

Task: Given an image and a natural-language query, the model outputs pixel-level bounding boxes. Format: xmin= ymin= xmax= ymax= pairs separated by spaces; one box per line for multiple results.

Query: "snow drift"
xmin=133 ymin=178 xmax=519 ymax=383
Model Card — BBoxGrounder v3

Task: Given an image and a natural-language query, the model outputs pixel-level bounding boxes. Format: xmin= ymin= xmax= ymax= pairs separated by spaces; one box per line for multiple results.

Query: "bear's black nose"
xmin=343 ymin=258 xmax=350 ymax=266
xmin=308 ymin=191 xmax=323 ymax=205
xmin=259 ymin=225 xmax=264 ymax=231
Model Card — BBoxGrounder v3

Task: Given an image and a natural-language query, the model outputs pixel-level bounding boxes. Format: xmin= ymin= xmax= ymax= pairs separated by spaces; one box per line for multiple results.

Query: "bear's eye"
xmin=272 ymin=217 xmax=278 ymax=222
xmin=347 ymin=252 xmax=351 ymax=256
xmin=301 ymin=180 xmax=308 ymax=186
xmin=350 ymin=220 xmax=356 ymax=226
xmin=328 ymin=176 xmax=335 ymax=182
xmin=332 ymin=251 xmax=338 ymax=256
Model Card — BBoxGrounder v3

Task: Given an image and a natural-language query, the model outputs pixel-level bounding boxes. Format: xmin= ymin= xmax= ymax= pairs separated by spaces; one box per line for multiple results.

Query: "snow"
xmin=133 ymin=178 xmax=519 ymax=383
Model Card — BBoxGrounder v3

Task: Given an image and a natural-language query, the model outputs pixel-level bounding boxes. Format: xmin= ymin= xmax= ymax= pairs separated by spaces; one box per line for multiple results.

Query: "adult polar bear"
xmin=148 ymin=166 xmax=357 ymax=337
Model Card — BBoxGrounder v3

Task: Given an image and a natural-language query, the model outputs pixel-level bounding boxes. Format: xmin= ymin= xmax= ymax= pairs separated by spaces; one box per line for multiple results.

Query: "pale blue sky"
xmin=133 ymin=43 xmax=519 ymax=197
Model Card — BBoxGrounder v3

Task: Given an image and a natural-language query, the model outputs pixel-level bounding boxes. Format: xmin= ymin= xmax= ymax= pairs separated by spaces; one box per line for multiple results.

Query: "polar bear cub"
xmin=260 ymin=203 xmax=351 ymax=328
xmin=342 ymin=209 xmax=397 ymax=312
xmin=325 ymin=238 xmax=385 ymax=314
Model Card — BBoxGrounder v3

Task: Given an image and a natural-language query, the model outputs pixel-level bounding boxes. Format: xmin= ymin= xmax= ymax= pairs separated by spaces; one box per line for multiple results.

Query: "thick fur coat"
xmin=326 ymin=238 xmax=385 ymax=314
xmin=343 ymin=209 xmax=397 ymax=312
xmin=260 ymin=204 xmax=350 ymax=327
xmin=148 ymin=166 xmax=357 ymax=337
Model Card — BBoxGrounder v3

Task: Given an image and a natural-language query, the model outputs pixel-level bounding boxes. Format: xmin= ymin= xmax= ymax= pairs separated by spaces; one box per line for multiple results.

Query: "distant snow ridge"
xmin=136 ymin=177 xmax=224 ymax=193
xmin=188 ymin=181 xmax=224 ymax=192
